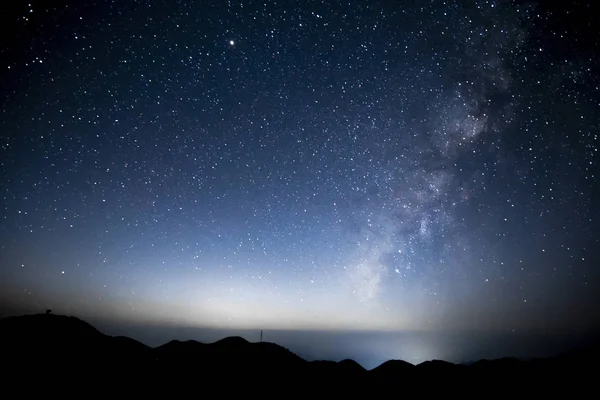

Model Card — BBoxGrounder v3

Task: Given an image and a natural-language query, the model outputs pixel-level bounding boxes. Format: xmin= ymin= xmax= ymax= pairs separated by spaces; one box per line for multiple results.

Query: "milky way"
xmin=342 ymin=3 xmax=530 ymax=313
xmin=1 ymin=0 xmax=598 ymax=365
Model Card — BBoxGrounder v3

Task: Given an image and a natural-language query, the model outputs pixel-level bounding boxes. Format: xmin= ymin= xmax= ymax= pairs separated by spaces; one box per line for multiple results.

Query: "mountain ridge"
xmin=0 ymin=313 xmax=597 ymax=394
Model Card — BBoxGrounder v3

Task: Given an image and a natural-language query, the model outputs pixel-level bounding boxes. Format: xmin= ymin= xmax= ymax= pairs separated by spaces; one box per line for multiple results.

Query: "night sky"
xmin=1 ymin=0 xmax=599 ymax=368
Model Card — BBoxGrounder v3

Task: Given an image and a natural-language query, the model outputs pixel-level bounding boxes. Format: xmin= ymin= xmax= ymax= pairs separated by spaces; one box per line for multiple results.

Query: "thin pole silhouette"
xmin=260 ymin=330 xmax=263 ymax=343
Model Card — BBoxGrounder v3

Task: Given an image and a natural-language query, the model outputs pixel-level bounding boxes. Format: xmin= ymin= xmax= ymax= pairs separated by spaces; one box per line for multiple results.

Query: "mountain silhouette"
xmin=369 ymin=358 xmax=416 ymax=384
xmin=0 ymin=313 xmax=596 ymax=395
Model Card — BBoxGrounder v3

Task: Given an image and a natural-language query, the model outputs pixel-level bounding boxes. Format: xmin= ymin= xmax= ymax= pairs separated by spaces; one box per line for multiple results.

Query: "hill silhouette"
xmin=0 ymin=313 xmax=597 ymax=395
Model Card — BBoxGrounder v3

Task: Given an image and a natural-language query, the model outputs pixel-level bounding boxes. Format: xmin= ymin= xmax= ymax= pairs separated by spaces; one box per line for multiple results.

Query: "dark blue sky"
xmin=1 ymin=0 xmax=598 ymax=367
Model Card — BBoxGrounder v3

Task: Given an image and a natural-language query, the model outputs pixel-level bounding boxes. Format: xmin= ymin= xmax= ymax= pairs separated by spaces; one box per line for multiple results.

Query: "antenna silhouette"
xmin=260 ymin=330 xmax=263 ymax=343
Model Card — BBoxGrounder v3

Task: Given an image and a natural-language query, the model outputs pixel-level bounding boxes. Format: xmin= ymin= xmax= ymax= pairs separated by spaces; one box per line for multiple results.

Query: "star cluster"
xmin=1 ymin=0 xmax=598 ymax=363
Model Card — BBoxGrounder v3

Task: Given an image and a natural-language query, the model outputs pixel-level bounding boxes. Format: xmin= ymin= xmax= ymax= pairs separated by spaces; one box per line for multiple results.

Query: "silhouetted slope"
xmin=309 ymin=358 xmax=367 ymax=388
xmin=0 ymin=314 xmax=152 ymax=358
xmin=154 ymin=335 xmax=307 ymax=379
xmin=0 ymin=313 xmax=102 ymax=341
xmin=0 ymin=313 xmax=597 ymax=395
xmin=155 ymin=338 xmax=207 ymax=353
xmin=0 ymin=313 xmax=155 ymax=393
xmin=417 ymin=358 xmax=464 ymax=377
xmin=369 ymin=359 xmax=415 ymax=385
xmin=339 ymin=358 xmax=366 ymax=372
xmin=371 ymin=359 xmax=414 ymax=374
xmin=310 ymin=358 xmax=366 ymax=374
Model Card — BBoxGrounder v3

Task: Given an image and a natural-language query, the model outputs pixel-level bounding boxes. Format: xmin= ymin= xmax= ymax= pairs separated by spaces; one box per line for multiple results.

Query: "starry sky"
xmin=1 ymin=0 xmax=599 ymax=368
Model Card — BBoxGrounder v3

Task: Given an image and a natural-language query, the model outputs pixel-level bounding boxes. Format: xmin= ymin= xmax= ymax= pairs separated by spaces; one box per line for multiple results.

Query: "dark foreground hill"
xmin=0 ymin=314 xmax=597 ymax=396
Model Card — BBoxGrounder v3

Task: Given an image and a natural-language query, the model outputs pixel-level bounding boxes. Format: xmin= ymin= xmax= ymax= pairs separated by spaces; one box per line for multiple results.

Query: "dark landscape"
xmin=1 ymin=313 xmax=596 ymax=395
xmin=2 ymin=2 xmax=599 ymax=397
